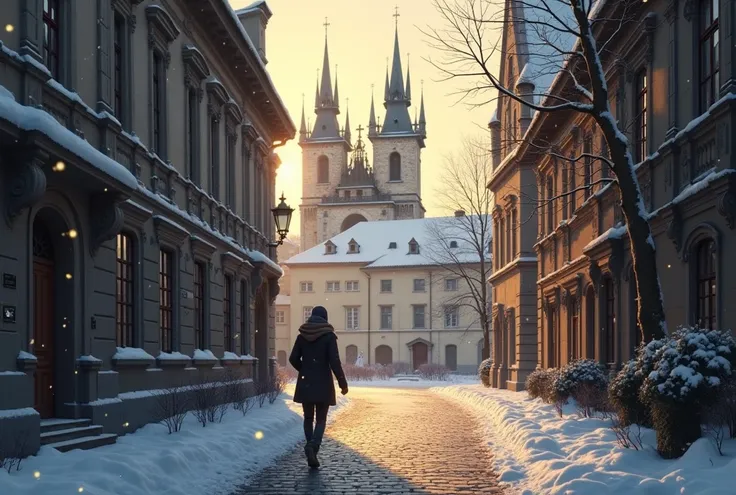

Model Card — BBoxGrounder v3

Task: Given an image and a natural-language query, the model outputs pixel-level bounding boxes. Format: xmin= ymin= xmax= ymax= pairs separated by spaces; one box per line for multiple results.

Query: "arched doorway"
xmin=277 ymin=350 xmax=287 ymax=367
xmin=412 ymin=342 xmax=428 ymax=370
xmin=445 ymin=344 xmax=457 ymax=371
xmin=346 ymin=345 xmax=358 ymax=364
xmin=375 ymin=345 xmax=392 ymax=365
xmin=585 ymin=286 xmax=596 ymax=359
xmin=340 ymin=213 xmax=367 ymax=233
xmin=31 ymin=208 xmax=76 ymax=419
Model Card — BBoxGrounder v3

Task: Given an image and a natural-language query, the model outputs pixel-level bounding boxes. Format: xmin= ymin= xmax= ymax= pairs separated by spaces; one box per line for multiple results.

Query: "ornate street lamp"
xmin=270 ymin=193 xmax=294 ymax=247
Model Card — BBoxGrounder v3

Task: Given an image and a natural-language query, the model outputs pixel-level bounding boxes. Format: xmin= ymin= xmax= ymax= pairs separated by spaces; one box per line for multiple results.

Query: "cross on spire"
xmin=356 ymin=124 xmax=364 ymax=138
xmin=323 ymin=17 xmax=330 ymax=37
xmin=393 ymin=6 xmax=400 ymax=27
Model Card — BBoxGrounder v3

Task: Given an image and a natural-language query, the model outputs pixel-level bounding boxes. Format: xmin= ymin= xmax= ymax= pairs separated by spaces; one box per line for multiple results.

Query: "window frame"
xmin=634 ymin=70 xmax=648 ymax=163
xmin=412 ymin=304 xmax=427 ymax=329
xmin=413 ymin=278 xmax=426 ymax=293
xmin=300 ymin=281 xmax=313 ymax=293
xmin=240 ymin=279 xmax=249 ymax=355
xmin=345 ymin=306 xmax=360 ymax=330
xmin=152 ymin=51 xmax=165 ymax=156
xmin=159 ymin=249 xmax=174 ymax=353
xmin=345 ymin=280 xmax=359 ymax=292
xmin=115 ymin=232 xmax=135 ymax=348
xmin=699 ymin=0 xmax=720 ymax=112
xmin=302 ymin=306 xmax=314 ymax=322
xmin=326 ymin=280 xmax=341 ymax=292
xmin=193 ymin=261 xmax=206 ymax=350
xmin=209 ymin=114 xmax=220 ymax=200
xmin=43 ymin=0 xmax=61 ymax=79
xmin=389 ymin=152 xmax=402 ymax=181
xmin=223 ymin=274 xmax=233 ymax=352
xmin=380 ymin=279 xmax=392 ymax=293
xmin=275 ymin=310 xmax=285 ymax=324
xmin=603 ymin=277 xmax=616 ymax=364
xmin=379 ymin=305 xmax=393 ymax=330
xmin=444 ymin=278 xmax=459 ymax=291
xmin=444 ymin=306 xmax=459 ymax=328
xmin=695 ymin=239 xmax=717 ymax=330
xmin=317 ymin=155 xmax=330 ymax=184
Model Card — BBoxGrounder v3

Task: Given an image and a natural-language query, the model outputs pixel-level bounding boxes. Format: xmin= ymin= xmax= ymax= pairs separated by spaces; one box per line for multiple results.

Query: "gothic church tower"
xmin=299 ymin=18 xmax=427 ymax=251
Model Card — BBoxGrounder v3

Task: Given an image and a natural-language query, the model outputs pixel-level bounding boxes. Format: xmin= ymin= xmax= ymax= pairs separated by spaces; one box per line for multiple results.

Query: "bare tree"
xmin=424 ymin=0 xmax=667 ymax=342
xmin=424 ymin=137 xmax=493 ymax=359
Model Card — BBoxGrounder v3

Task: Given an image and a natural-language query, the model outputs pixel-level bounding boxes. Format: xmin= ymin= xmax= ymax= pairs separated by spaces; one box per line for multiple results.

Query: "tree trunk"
xmin=483 ymin=317 xmax=491 ymax=360
xmin=598 ymin=121 xmax=667 ymax=342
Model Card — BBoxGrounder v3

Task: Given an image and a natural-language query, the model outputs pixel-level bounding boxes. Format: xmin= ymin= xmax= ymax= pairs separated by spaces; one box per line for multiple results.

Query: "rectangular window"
xmin=445 ymin=278 xmax=459 ymax=291
xmin=326 ymin=281 xmax=340 ymax=292
xmin=511 ymin=209 xmax=518 ymax=257
xmin=303 ymin=306 xmax=313 ymax=322
xmin=43 ymin=0 xmax=61 ymax=79
xmin=345 ymin=280 xmax=359 ymax=292
xmin=634 ymin=70 xmax=648 ymax=163
xmin=159 ymin=250 xmax=174 ymax=353
xmin=413 ymin=305 xmax=426 ymax=329
xmin=444 ymin=306 xmax=459 ymax=328
xmin=413 ymin=278 xmax=426 ymax=292
xmin=584 ymin=139 xmax=592 ymax=198
xmin=152 ymin=52 xmax=166 ymax=156
xmin=276 ymin=311 xmax=285 ymax=324
xmin=210 ymin=116 xmax=220 ymax=199
xmin=226 ymin=134 xmax=236 ymax=207
xmin=300 ymin=281 xmax=313 ymax=293
xmin=116 ymin=233 xmax=134 ymax=347
xmin=380 ymin=280 xmax=392 ymax=293
xmin=113 ymin=13 xmax=125 ymax=123
xmin=380 ymin=306 xmax=393 ymax=329
xmin=223 ymin=275 xmax=233 ymax=352
xmin=240 ymin=280 xmax=248 ymax=355
xmin=193 ymin=262 xmax=205 ymax=349
xmin=700 ymin=0 xmax=720 ymax=112
xmin=187 ymin=89 xmax=198 ymax=183
xmin=345 ymin=307 xmax=359 ymax=330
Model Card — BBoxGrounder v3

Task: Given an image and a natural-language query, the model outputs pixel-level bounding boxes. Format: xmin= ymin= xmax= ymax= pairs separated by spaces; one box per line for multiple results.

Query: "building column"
xmin=96 ymin=0 xmax=113 ymax=114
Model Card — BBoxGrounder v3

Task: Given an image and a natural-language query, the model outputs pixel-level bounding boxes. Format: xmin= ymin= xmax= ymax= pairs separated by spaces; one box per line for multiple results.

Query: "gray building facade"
xmin=0 ymin=0 xmax=295 ymax=454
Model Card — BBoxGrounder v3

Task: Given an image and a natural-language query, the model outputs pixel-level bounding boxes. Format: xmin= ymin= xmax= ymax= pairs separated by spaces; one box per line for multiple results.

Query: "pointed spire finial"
xmin=300 ymin=93 xmax=307 ymax=137
xmin=323 ymin=17 xmax=330 ymax=38
xmin=393 ymin=5 xmax=400 ymax=28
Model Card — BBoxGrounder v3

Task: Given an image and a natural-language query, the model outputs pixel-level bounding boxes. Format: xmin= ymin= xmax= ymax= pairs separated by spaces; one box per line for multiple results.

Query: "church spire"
xmin=299 ymin=95 xmax=307 ymax=142
xmin=383 ymin=65 xmax=390 ymax=104
xmin=344 ymin=102 xmax=351 ymax=143
xmin=319 ymin=36 xmax=334 ymax=105
xmin=313 ymin=78 xmax=320 ymax=111
xmin=387 ymin=25 xmax=406 ymax=102
xmin=405 ymin=55 xmax=412 ymax=103
xmin=379 ymin=9 xmax=414 ymax=135
xmin=419 ymin=84 xmax=427 ymax=137
xmin=310 ymin=18 xmax=341 ymax=140
xmin=333 ymin=67 xmax=340 ymax=109
xmin=368 ymin=88 xmax=378 ymax=137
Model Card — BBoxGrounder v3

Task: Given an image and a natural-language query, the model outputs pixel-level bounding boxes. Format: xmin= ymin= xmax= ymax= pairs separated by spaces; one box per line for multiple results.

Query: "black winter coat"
xmin=289 ymin=318 xmax=348 ymax=406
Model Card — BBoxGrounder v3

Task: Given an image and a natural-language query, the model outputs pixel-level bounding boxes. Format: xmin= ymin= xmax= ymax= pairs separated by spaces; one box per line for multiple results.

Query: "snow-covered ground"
xmin=0 ymin=391 xmax=349 ymax=495
xmin=347 ymin=374 xmax=478 ymax=389
xmin=433 ymin=385 xmax=736 ymax=495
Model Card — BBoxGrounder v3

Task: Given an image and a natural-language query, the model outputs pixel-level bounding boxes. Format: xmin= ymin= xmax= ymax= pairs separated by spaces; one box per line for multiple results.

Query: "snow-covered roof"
xmin=285 ymin=216 xmax=491 ymax=269
xmin=274 ymin=294 xmax=290 ymax=306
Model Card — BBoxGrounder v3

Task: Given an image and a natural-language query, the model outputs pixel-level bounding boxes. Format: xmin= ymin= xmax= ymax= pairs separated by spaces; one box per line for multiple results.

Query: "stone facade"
xmin=0 ymin=0 xmax=294 ymax=453
xmin=299 ymin=26 xmax=427 ymax=251
xmin=488 ymin=0 xmax=736 ymax=390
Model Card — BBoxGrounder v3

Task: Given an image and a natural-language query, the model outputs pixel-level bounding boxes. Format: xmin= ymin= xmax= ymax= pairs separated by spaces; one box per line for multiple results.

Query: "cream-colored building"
xmin=275 ymin=295 xmax=291 ymax=366
xmin=284 ymin=216 xmax=489 ymax=374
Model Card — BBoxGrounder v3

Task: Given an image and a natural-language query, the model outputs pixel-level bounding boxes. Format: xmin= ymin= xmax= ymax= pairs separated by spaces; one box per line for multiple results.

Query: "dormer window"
xmin=450 ymin=241 xmax=458 ymax=249
xmin=388 ymin=242 xmax=397 ymax=249
xmin=348 ymin=238 xmax=360 ymax=254
xmin=408 ymin=238 xmax=420 ymax=255
xmin=324 ymin=240 xmax=336 ymax=255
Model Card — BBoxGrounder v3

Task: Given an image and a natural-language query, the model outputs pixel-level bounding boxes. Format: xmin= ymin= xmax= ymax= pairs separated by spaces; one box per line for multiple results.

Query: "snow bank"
xmin=433 ymin=385 xmax=736 ymax=495
xmin=343 ymin=375 xmax=478 ymax=389
xmin=192 ymin=349 xmax=217 ymax=361
xmin=0 ymin=390 xmax=350 ymax=495
xmin=17 ymin=351 xmax=37 ymax=361
xmin=156 ymin=351 xmax=190 ymax=361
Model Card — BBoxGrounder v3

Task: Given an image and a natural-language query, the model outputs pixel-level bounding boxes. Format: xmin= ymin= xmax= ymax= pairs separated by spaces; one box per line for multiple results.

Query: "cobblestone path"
xmin=236 ymin=387 xmax=502 ymax=494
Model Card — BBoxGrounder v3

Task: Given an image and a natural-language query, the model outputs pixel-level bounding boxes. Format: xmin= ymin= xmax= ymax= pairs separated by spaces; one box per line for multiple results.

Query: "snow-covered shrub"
xmin=526 ymin=369 xmax=556 ymax=400
xmin=553 ymin=359 xmax=608 ymax=404
xmin=609 ymin=338 xmax=667 ymax=427
xmin=642 ymin=327 xmax=736 ymax=458
xmin=478 ymin=358 xmax=493 ymax=387
xmin=152 ymin=382 xmax=190 ymax=434
xmin=374 ymin=364 xmax=396 ymax=380
xmin=391 ymin=362 xmax=413 ymax=374
xmin=417 ymin=363 xmax=450 ymax=381
xmin=343 ymin=364 xmax=377 ymax=381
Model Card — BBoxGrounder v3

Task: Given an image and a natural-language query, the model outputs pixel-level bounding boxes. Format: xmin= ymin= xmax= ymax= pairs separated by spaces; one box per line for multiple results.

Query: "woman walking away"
xmin=289 ymin=306 xmax=348 ymax=469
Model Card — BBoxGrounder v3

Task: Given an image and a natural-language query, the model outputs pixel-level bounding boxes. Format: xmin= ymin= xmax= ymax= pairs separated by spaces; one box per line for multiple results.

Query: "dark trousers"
xmin=302 ymin=402 xmax=330 ymax=449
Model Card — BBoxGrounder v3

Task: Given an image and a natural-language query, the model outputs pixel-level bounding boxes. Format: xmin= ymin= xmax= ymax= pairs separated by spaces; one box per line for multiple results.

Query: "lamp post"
xmin=270 ymin=193 xmax=294 ymax=247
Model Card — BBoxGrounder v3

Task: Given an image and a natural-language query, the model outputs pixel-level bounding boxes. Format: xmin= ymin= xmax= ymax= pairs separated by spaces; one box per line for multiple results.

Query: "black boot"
xmin=304 ymin=442 xmax=320 ymax=468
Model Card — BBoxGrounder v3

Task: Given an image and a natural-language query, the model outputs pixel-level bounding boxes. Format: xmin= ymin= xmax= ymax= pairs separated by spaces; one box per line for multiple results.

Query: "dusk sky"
xmin=229 ymin=0 xmax=499 ymax=228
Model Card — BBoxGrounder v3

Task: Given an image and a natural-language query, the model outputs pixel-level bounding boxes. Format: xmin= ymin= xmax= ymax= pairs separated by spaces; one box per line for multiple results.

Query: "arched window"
xmin=375 ymin=345 xmax=393 ymax=365
xmin=585 ymin=286 xmax=596 ymax=359
xmin=317 ymin=155 xmax=329 ymax=183
xmin=346 ymin=345 xmax=358 ymax=365
xmin=602 ymin=276 xmax=616 ymax=364
xmin=695 ymin=239 xmax=716 ymax=329
xmin=389 ymin=152 xmax=401 ymax=181
xmin=546 ymin=176 xmax=554 ymax=233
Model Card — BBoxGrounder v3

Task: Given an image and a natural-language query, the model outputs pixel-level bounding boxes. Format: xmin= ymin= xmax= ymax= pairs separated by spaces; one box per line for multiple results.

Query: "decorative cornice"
xmin=190 ymin=234 xmax=217 ymax=260
xmin=241 ymin=121 xmax=260 ymax=145
xmin=206 ymin=78 xmax=230 ymax=108
xmin=221 ymin=251 xmax=245 ymax=274
xmin=181 ymin=45 xmax=210 ymax=81
xmin=153 ymin=215 xmax=189 ymax=246
xmin=225 ymin=99 xmax=244 ymax=125
xmin=120 ymin=199 xmax=152 ymax=228
xmin=145 ymin=5 xmax=180 ymax=45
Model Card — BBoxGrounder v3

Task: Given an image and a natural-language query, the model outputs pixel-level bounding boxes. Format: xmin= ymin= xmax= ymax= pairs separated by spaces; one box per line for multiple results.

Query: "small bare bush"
xmin=611 ymin=416 xmax=644 ymax=451
xmin=375 ymin=364 xmax=396 ymax=380
xmin=267 ymin=369 xmax=287 ymax=404
xmin=152 ymin=382 xmax=189 ymax=434
xmin=343 ymin=363 xmax=376 ymax=381
xmin=0 ymin=425 xmax=29 ymax=473
xmin=417 ymin=363 xmax=450 ymax=381
xmin=280 ymin=365 xmax=298 ymax=382
xmin=573 ymin=383 xmax=608 ymax=419
xmin=190 ymin=374 xmax=220 ymax=427
xmin=254 ymin=379 xmax=269 ymax=407
xmin=392 ymin=362 xmax=412 ymax=374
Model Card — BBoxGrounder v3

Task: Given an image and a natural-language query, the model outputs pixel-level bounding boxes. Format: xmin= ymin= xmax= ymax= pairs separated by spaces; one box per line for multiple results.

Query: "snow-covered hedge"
xmin=525 ymin=368 xmax=557 ymax=402
xmin=641 ymin=327 xmax=736 ymax=458
xmin=553 ymin=359 xmax=608 ymax=400
xmin=478 ymin=358 xmax=493 ymax=387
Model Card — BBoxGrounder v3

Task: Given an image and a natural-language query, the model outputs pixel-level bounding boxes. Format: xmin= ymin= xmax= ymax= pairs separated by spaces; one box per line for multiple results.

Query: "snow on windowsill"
xmin=649 ymin=168 xmax=736 ymax=219
xmin=17 ymin=351 xmax=37 ymax=361
xmin=584 ymin=224 xmax=628 ymax=252
xmin=192 ymin=349 xmax=217 ymax=361
xmin=240 ymin=354 xmax=257 ymax=361
xmin=0 ymin=407 xmax=39 ymax=419
xmin=112 ymin=347 xmax=155 ymax=361
xmin=0 ymin=371 xmax=26 ymax=376
xmin=157 ymin=351 xmax=190 ymax=361
xmin=222 ymin=351 xmax=240 ymax=360
xmin=77 ymin=355 xmax=102 ymax=363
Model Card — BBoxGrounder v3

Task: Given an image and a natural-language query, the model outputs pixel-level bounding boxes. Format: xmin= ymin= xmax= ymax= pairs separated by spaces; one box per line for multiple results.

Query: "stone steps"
xmin=40 ymin=419 xmax=118 ymax=452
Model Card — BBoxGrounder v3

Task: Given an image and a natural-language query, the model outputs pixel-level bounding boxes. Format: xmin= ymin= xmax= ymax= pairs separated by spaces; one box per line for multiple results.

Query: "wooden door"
xmin=346 ymin=345 xmax=358 ymax=365
xmin=33 ymin=259 xmax=55 ymax=418
xmin=445 ymin=344 xmax=457 ymax=371
xmin=412 ymin=342 xmax=428 ymax=369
